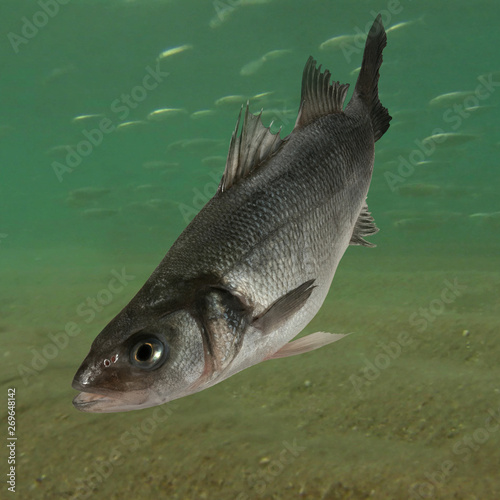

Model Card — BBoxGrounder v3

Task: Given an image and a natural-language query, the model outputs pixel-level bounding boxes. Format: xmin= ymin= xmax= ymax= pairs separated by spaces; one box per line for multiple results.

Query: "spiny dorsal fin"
xmin=294 ymin=56 xmax=350 ymax=130
xmin=218 ymin=103 xmax=284 ymax=193
xmin=350 ymin=203 xmax=379 ymax=247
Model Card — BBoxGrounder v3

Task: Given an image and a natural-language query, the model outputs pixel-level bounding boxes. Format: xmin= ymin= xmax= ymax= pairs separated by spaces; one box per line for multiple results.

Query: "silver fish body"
xmin=72 ymin=15 xmax=391 ymax=413
xmin=161 ymin=112 xmax=373 ymax=375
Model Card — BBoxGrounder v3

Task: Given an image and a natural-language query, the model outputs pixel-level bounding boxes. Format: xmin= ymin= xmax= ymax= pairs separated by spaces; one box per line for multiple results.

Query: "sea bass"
xmin=72 ymin=15 xmax=391 ymax=413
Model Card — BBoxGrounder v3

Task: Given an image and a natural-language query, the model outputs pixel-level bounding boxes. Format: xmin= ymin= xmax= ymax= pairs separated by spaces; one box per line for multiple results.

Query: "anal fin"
xmin=265 ymin=332 xmax=349 ymax=360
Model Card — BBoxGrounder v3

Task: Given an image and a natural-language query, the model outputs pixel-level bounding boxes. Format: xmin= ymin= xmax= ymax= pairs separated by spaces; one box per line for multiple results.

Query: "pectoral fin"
xmin=265 ymin=332 xmax=349 ymax=360
xmin=252 ymin=280 xmax=316 ymax=335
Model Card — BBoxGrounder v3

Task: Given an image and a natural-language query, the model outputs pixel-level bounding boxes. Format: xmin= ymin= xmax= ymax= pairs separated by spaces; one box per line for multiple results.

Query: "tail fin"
xmin=347 ymin=14 xmax=391 ymax=141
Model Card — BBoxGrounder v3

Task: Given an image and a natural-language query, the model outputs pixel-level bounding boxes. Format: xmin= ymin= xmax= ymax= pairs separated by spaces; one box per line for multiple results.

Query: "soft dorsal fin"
xmin=294 ymin=56 xmax=350 ymax=130
xmin=218 ymin=104 xmax=284 ymax=193
xmin=350 ymin=203 xmax=379 ymax=247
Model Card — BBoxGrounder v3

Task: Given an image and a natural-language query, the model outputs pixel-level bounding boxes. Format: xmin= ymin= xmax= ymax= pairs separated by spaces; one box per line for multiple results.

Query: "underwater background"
xmin=1 ymin=0 xmax=499 ymax=498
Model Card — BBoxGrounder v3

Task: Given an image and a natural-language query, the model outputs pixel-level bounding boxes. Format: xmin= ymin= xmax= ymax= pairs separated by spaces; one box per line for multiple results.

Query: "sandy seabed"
xmin=1 ymin=243 xmax=499 ymax=500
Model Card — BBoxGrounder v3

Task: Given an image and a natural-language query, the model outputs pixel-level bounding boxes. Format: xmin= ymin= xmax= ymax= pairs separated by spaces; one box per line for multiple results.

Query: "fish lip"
xmin=72 ymin=368 xmax=154 ymax=413
xmin=72 ymin=378 xmax=133 ymax=412
xmin=72 ymin=390 xmax=152 ymax=413
xmin=72 ymin=392 xmax=115 ymax=412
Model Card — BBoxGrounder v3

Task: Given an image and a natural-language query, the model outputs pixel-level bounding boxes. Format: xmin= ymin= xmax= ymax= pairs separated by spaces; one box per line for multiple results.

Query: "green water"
xmin=1 ymin=0 xmax=499 ymax=498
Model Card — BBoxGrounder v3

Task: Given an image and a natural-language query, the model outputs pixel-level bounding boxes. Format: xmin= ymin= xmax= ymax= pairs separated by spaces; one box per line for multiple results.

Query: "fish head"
xmin=72 ymin=307 xmax=206 ymax=413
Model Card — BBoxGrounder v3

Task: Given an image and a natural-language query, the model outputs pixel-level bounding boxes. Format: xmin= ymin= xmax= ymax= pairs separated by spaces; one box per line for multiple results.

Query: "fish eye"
xmin=130 ymin=336 xmax=168 ymax=370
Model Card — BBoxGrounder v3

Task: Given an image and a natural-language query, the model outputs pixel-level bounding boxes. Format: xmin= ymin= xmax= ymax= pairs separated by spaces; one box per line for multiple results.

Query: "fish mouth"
xmin=72 ymin=379 xmax=153 ymax=413
xmin=72 ymin=392 xmax=119 ymax=413
xmin=72 ymin=390 xmax=156 ymax=413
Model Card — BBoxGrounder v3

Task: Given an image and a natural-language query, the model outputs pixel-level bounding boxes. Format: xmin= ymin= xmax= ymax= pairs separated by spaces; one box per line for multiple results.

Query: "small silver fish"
xmin=240 ymin=58 xmax=266 ymax=76
xmin=147 ymin=108 xmax=187 ymax=121
xmin=214 ymin=95 xmax=247 ymax=107
xmin=422 ymin=132 xmax=476 ymax=147
xmin=397 ymin=183 xmax=441 ymax=197
xmin=319 ymin=34 xmax=358 ymax=51
xmin=262 ymin=49 xmax=292 ymax=61
xmin=72 ymin=15 xmax=391 ymax=413
xmin=428 ymin=91 xmax=475 ymax=108
xmin=252 ymin=91 xmax=275 ymax=101
xmin=157 ymin=44 xmax=192 ymax=61
xmin=68 ymin=187 xmax=111 ymax=201
xmin=201 ymin=156 xmax=226 ymax=167
xmin=190 ymin=110 xmax=216 ymax=120
xmin=393 ymin=217 xmax=443 ymax=231
xmin=386 ymin=17 xmax=423 ymax=35
xmin=71 ymin=114 xmax=106 ymax=125
xmin=116 ymin=120 xmax=148 ymax=131
xmin=470 ymin=212 xmax=500 ymax=228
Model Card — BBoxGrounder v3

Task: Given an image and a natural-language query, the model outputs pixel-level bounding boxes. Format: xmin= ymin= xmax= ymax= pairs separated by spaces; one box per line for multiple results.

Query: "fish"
xmin=422 ymin=132 xmax=476 ymax=147
xmin=240 ymin=58 xmax=266 ymax=76
xmin=190 ymin=110 xmax=216 ymax=120
xmin=209 ymin=9 xmax=234 ymax=29
xmin=201 ymin=155 xmax=226 ymax=167
xmin=157 ymin=44 xmax=192 ymax=61
xmin=470 ymin=212 xmax=500 ymax=228
xmin=397 ymin=183 xmax=441 ymax=197
xmin=116 ymin=120 xmax=148 ymax=131
xmin=415 ymin=160 xmax=452 ymax=169
xmin=386 ymin=17 xmax=423 ymax=36
xmin=71 ymin=114 xmax=106 ymax=125
xmin=428 ymin=91 xmax=475 ymax=108
xmin=134 ymin=184 xmax=163 ymax=193
xmin=42 ymin=64 xmax=76 ymax=85
xmin=319 ymin=34 xmax=358 ymax=51
xmin=166 ymin=139 xmax=188 ymax=152
xmin=393 ymin=210 xmax=463 ymax=231
xmin=252 ymin=91 xmax=275 ymax=101
xmin=393 ymin=217 xmax=443 ymax=231
xmin=463 ymin=104 xmax=496 ymax=115
xmin=166 ymin=138 xmax=225 ymax=155
xmin=72 ymin=14 xmax=391 ymax=413
xmin=262 ymin=49 xmax=292 ymax=61
xmin=350 ymin=66 xmax=361 ymax=77
xmin=127 ymin=199 xmax=176 ymax=213
xmin=241 ymin=50 xmax=292 ymax=76
xmin=68 ymin=187 xmax=111 ymax=201
xmin=214 ymin=95 xmax=247 ymax=107
xmin=147 ymin=108 xmax=187 ymax=121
